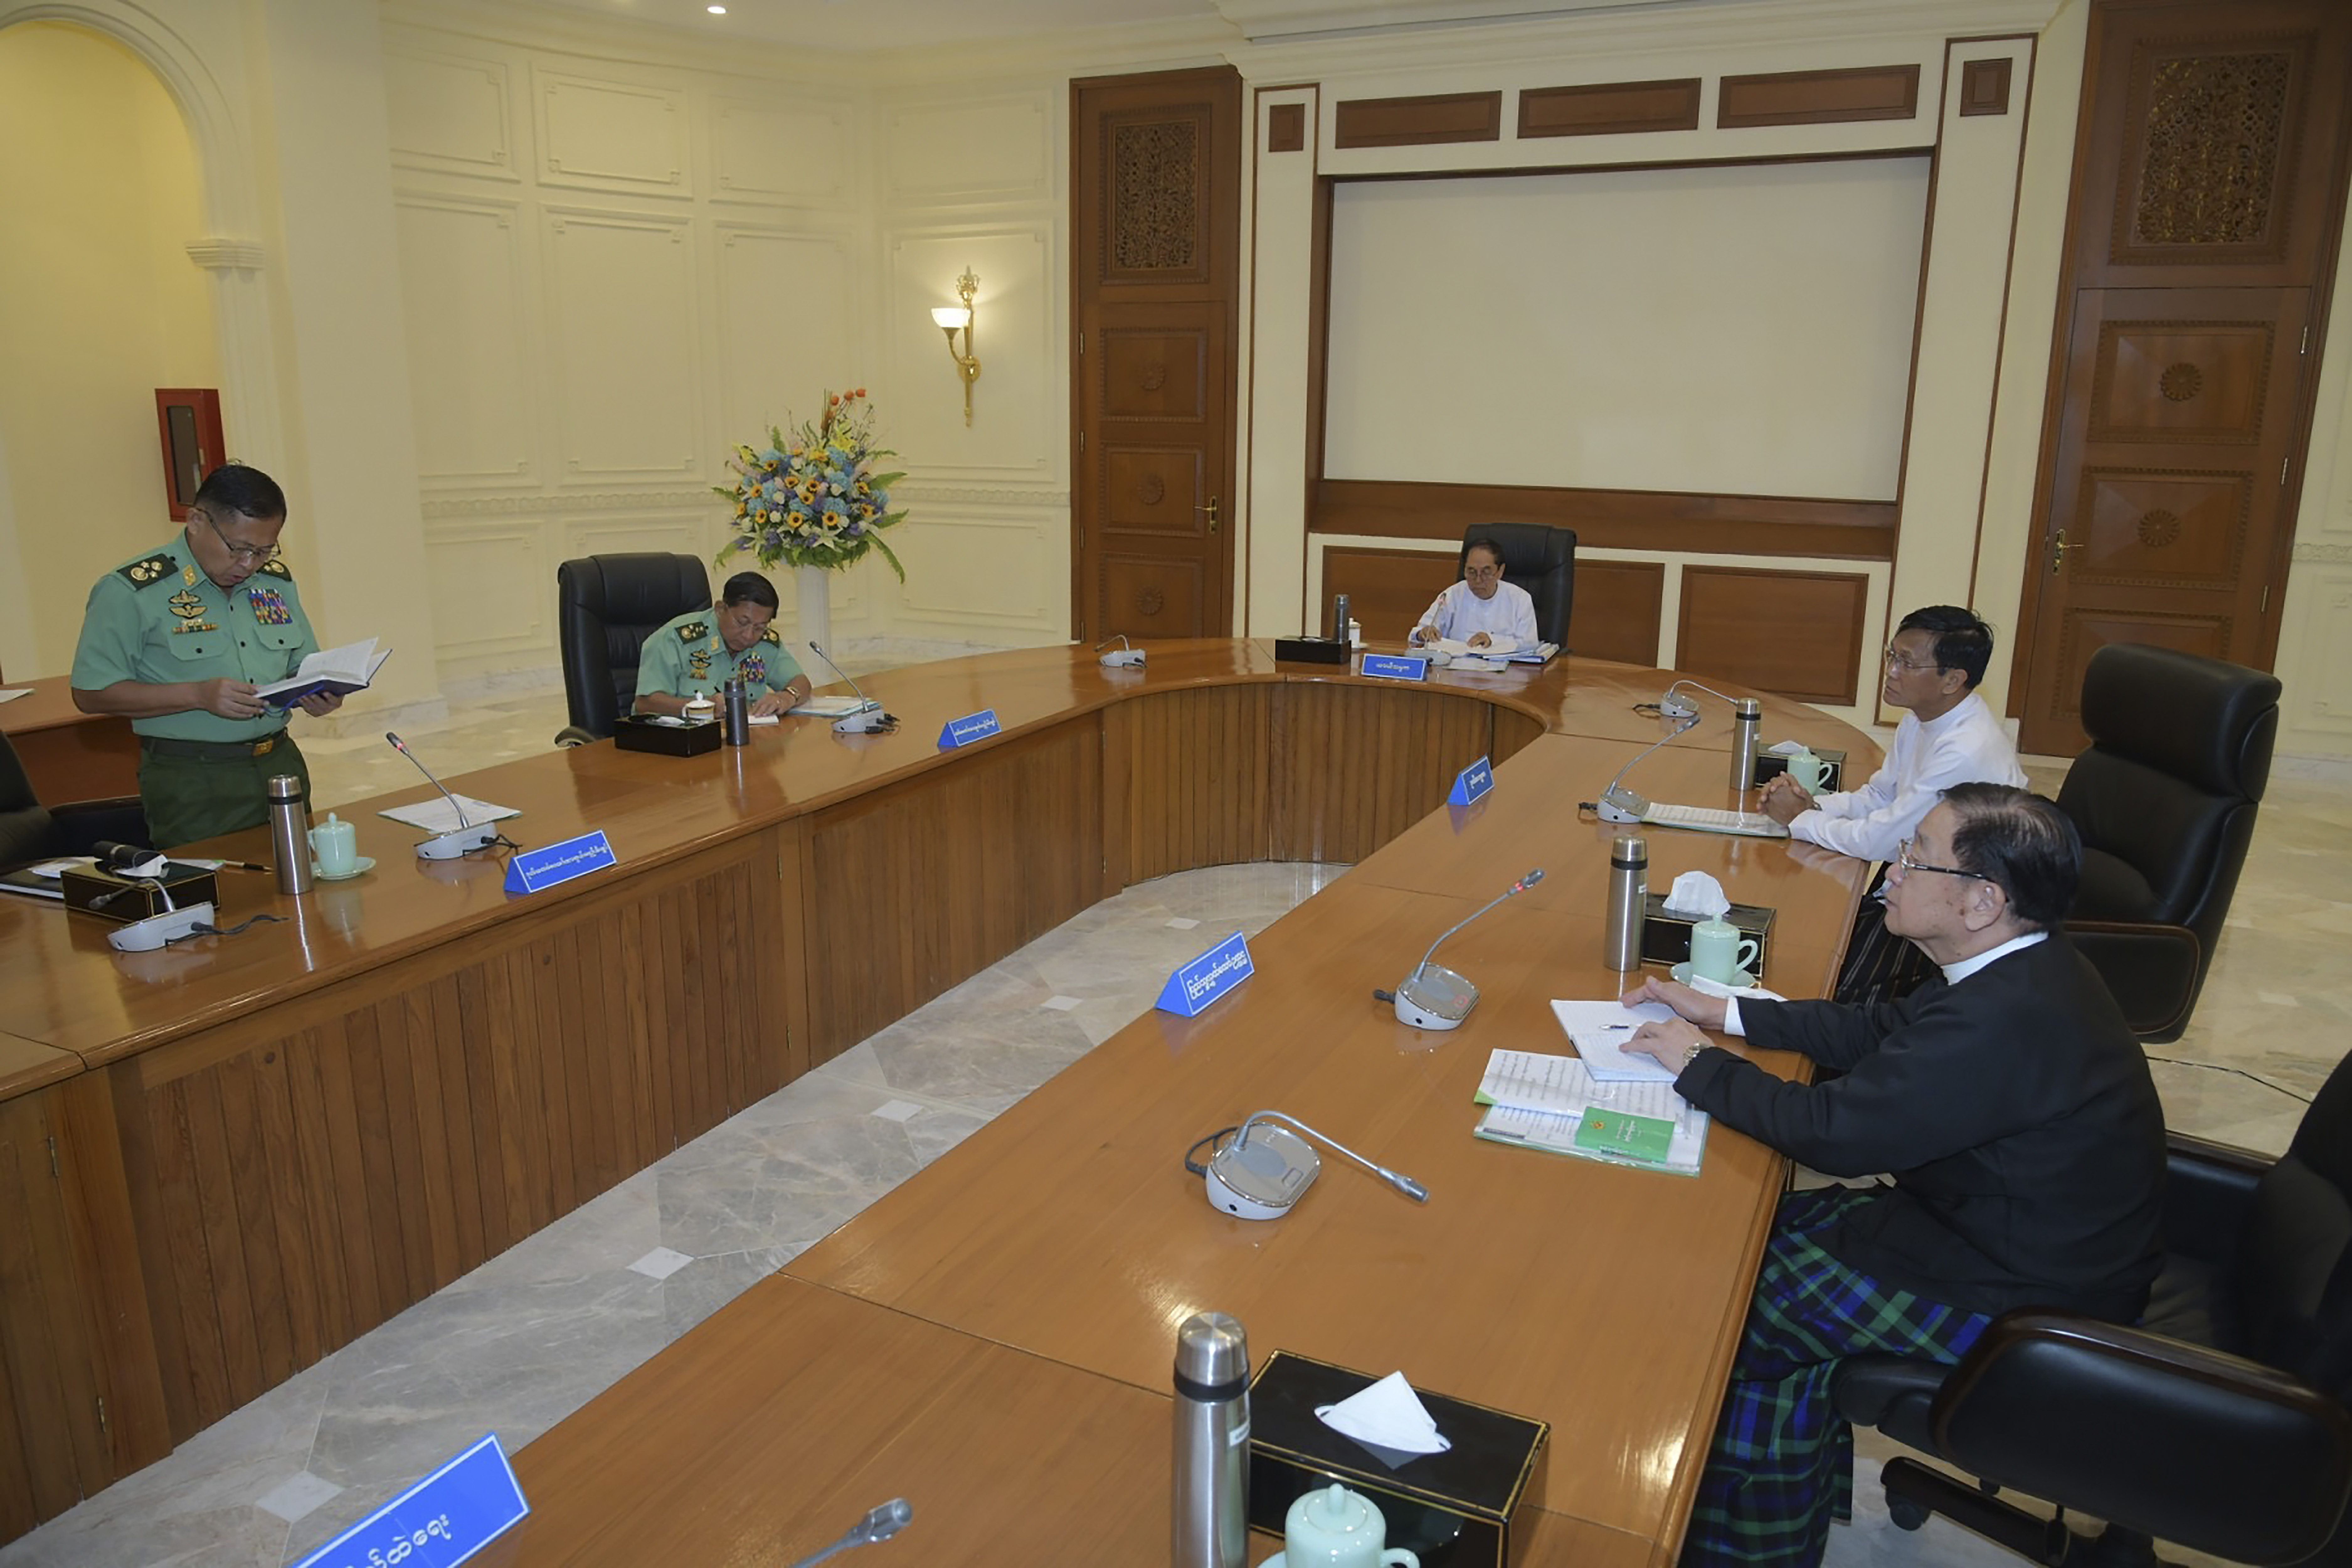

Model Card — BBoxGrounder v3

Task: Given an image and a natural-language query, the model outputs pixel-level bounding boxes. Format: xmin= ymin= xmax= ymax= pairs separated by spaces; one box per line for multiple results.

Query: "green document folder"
xmin=1572 ymin=1110 xmax=1676 ymax=1164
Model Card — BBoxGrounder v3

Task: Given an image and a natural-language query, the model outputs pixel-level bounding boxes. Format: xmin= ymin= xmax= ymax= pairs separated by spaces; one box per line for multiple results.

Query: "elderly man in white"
xmin=1408 ymin=537 xmax=1537 ymax=651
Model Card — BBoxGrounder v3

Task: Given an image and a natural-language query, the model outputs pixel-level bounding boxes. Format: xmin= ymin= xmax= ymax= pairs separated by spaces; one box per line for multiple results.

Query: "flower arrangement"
xmin=713 ymin=388 xmax=908 ymax=580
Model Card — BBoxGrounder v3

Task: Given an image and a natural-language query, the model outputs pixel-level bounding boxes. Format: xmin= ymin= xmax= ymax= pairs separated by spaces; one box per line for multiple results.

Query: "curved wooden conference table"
xmin=0 ymin=640 xmax=1879 ymax=1563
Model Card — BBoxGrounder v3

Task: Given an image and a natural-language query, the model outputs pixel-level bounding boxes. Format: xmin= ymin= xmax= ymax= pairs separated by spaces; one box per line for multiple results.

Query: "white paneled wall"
xmin=384 ymin=18 xmax=1068 ymax=686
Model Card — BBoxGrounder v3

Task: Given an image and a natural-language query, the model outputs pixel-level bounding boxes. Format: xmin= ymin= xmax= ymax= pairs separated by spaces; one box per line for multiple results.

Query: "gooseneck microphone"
xmin=1596 ymin=711 xmax=1701 ymax=824
xmin=1373 ymin=867 xmax=1544 ymax=1030
xmin=386 ymin=732 xmax=499 ymax=860
xmin=784 ymin=1498 xmax=913 ymax=1568
xmin=803 ymin=642 xmax=896 ymax=734
xmin=1203 ymin=1110 xmax=1428 ymax=1220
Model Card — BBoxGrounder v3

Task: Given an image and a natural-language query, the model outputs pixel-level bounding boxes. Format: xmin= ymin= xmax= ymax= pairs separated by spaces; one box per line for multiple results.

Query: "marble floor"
xmin=4 ymin=651 xmax=2341 ymax=1568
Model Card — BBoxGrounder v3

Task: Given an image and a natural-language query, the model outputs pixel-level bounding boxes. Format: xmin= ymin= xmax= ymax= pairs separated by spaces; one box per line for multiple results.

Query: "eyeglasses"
xmin=196 ymin=508 xmax=281 ymax=566
xmin=1463 ymin=564 xmax=1501 ymax=581
xmin=1882 ymin=645 xmax=1945 ymax=674
xmin=1893 ymin=838 xmax=1992 ymax=882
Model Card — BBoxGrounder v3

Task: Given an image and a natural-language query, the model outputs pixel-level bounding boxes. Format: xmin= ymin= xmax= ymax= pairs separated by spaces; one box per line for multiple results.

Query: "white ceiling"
xmin=525 ymin=0 xmax=1225 ymax=53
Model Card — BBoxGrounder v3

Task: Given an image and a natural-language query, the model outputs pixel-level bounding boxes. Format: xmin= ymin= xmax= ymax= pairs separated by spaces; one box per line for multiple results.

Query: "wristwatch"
xmin=1682 ymin=1042 xmax=1706 ymax=1068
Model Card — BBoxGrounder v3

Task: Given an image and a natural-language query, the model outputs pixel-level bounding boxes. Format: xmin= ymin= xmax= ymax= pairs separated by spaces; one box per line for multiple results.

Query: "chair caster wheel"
xmin=1888 ymin=1496 xmax=1929 ymax=1531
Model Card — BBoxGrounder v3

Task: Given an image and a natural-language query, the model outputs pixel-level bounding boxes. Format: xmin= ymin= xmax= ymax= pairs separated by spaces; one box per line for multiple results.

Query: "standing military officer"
xmin=71 ymin=463 xmax=344 ymax=848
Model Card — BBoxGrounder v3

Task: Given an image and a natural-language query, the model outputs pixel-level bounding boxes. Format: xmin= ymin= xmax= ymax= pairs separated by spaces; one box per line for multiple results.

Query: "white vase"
xmin=794 ymin=564 xmax=833 ymax=676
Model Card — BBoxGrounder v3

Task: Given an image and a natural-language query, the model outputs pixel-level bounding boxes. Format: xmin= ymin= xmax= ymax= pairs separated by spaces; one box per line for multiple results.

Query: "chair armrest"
xmin=49 ymin=797 xmax=150 ymax=856
xmin=1831 ymin=1355 xmax=1945 ymax=1452
xmin=1931 ymin=1311 xmax=2352 ymax=1564
xmin=2065 ymin=919 xmax=2199 ymax=1039
xmin=2164 ymin=1131 xmax=2270 ymax=1264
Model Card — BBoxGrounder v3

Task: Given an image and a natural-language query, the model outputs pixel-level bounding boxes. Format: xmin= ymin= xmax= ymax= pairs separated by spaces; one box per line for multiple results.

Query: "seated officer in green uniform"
xmin=69 ymin=463 xmax=343 ymax=849
xmin=633 ymin=571 xmax=813 ymax=719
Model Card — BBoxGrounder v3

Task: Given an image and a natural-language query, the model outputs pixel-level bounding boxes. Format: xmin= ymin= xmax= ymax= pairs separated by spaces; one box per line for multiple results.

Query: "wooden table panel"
xmin=0 ymin=676 xmax=138 ymax=803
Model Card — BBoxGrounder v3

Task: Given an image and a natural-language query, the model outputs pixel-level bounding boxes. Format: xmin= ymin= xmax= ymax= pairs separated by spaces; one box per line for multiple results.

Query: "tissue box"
xmin=1273 ymin=634 xmax=1349 ymax=665
xmin=1752 ymin=747 xmax=1846 ymax=792
xmin=1641 ymin=893 xmax=1776 ymax=979
xmin=613 ymin=715 xmax=723 ymax=756
xmin=61 ymin=862 xmax=220 ymax=923
xmin=1246 ymin=1351 xmax=1547 ymax=1568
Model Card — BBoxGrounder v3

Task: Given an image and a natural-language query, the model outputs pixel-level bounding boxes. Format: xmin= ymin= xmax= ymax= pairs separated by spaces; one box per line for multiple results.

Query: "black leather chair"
xmin=1834 ymin=1047 xmax=2352 ymax=1568
xmin=1455 ymin=523 xmax=1575 ymax=648
xmin=0 ymin=730 xmax=149 ymax=870
xmin=554 ymin=553 xmax=712 ymax=746
xmin=2056 ymin=643 xmax=2280 ymax=1043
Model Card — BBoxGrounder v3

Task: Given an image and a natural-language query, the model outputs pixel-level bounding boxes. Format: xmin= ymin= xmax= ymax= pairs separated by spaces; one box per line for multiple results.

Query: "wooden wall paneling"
xmin=1122 ymin=686 xmax=1271 ymax=881
xmin=1716 ymin=64 xmax=1922 ymax=128
xmin=1574 ymin=560 xmax=1668 ymax=665
xmin=1268 ymin=102 xmax=1305 ymax=152
xmin=1959 ymin=57 xmax=2013 ymax=117
xmin=1333 ymin=92 xmax=1503 ymax=148
xmin=1318 ymin=545 xmax=1456 ymax=641
xmin=1676 ymin=567 xmax=1868 ymax=703
xmin=1518 ymin=78 xmax=1702 ymax=138
xmin=1313 ymin=478 xmax=1897 ymax=559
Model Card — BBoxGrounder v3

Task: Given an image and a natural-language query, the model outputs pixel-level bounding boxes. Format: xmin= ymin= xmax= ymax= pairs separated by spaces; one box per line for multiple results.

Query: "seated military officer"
xmin=633 ymin=571 xmax=814 ymax=720
xmin=70 ymin=463 xmax=343 ymax=848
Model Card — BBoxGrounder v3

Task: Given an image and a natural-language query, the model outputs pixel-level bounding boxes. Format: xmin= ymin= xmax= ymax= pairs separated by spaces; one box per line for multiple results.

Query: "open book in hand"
xmin=258 ymin=638 xmax=391 ymax=708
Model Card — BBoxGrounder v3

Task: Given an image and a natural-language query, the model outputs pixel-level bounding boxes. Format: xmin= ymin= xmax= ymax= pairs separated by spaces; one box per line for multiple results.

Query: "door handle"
xmin=2048 ymin=527 xmax=2085 ymax=576
xmin=1197 ymin=496 xmax=1219 ymax=533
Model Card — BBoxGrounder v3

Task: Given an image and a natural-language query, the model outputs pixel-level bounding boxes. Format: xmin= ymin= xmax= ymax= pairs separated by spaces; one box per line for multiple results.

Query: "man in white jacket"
xmin=1408 ymin=537 xmax=1538 ymax=650
xmin=1765 ymin=605 xmax=2026 ymax=1004
xmin=1761 ymin=605 xmax=2025 ymax=861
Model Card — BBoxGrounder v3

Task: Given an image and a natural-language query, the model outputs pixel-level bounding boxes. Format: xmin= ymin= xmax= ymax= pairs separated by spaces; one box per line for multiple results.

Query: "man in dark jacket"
xmin=1625 ymin=782 xmax=2164 ymax=1568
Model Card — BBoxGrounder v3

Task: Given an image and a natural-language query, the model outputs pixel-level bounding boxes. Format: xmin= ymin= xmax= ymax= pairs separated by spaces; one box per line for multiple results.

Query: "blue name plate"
xmin=1359 ymin=653 xmax=1429 ymax=682
xmin=503 ymin=829 xmax=616 ymax=895
xmin=1155 ymin=931 xmax=1254 ymax=1017
xmin=293 ymin=1431 xmax=528 ymax=1568
xmin=1448 ymin=755 xmax=1495 ymax=806
xmin=939 ymin=708 xmax=1001 ymax=748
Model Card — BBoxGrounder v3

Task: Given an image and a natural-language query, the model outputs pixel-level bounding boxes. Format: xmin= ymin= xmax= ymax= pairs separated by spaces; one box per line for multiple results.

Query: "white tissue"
xmin=1661 ymin=870 xmax=1730 ymax=919
xmin=1316 ymin=1371 xmax=1451 ymax=1455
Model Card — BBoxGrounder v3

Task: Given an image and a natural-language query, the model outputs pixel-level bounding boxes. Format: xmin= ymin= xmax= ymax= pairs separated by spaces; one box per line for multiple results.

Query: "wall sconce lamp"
xmin=930 ymin=268 xmax=980 ymax=426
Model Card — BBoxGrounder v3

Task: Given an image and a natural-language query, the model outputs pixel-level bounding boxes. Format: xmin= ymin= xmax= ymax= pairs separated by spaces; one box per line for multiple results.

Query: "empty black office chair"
xmin=1456 ymin=523 xmax=1575 ymax=648
xmin=1834 ymin=1046 xmax=2352 ymax=1566
xmin=554 ymin=553 xmax=712 ymax=746
xmin=0 ymin=730 xmax=149 ymax=870
xmin=2056 ymin=643 xmax=2280 ymax=1043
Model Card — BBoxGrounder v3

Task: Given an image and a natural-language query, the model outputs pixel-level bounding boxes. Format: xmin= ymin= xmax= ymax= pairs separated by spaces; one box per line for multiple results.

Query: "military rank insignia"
xmin=169 ymin=587 xmax=218 ymax=634
xmin=119 ymin=554 xmax=175 ymax=587
xmin=257 ymin=559 xmax=293 ymax=580
xmin=248 ymin=586 xmax=293 ymax=625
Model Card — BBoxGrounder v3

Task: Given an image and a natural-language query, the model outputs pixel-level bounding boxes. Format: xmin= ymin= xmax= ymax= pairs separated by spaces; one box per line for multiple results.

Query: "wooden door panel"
xmin=2021 ymin=287 xmax=2310 ymax=751
xmin=2077 ymin=468 xmax=2250 ymax=584
xmin=1070 ymin=68 xmax=1241 ymax=646
xmin=2090 ymin=320 xmax=2274 ymax=439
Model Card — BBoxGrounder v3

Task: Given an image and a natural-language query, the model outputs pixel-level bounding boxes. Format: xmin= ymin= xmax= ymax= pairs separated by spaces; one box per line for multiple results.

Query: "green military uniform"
xmin=71 ymin=540 xmax=319 ymax=849
xmin=634 ymin=610 xmax=804 ymax=707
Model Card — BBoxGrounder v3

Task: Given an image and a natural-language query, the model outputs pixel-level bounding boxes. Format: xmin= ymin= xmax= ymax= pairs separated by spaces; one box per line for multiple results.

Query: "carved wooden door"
xmin=1069 ymin=68 xmax=1242 ymax=645
xmin=2013 ymin=0 xmax=2352 ymax=755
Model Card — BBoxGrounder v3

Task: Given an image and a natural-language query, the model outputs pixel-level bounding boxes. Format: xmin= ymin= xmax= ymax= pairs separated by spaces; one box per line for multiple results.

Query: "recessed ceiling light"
xmin=707 ymin=4 xmax=726 ymax=13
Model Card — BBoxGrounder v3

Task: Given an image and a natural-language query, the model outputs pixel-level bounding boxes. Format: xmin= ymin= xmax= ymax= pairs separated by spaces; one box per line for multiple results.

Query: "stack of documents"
xmin=1472 ymin=1047 xmax=1709 ymax=1176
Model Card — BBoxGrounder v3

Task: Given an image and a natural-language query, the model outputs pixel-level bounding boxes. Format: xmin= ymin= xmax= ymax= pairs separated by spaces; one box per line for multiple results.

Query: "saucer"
xmin=312 ymin=855 xmax=376 ymax=882
xmin=1672 ymin=960 xmax=1756 ymax=990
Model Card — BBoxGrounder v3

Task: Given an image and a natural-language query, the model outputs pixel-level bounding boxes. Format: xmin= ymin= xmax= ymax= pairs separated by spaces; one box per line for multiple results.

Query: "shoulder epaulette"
xmin=679 ymin=620 xmax=711 ymax=642
xmin=760 ymin=627 xmax=782 ymax=645
xmin=256 ymin=558 xmax=294 ymax=580
xmin=118 ymin=554 xmax=177 ymax=589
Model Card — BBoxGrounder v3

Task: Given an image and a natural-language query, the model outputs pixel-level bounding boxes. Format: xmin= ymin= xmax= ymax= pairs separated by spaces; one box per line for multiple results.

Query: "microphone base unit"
xmin=1597 ymin=784 xmax=1649 ymax=824
xmin=414 ymin=825 xmax=500 ymax=861
xmin=1392 ymin=961 xmax=1479 ymax=1030
xmin=832 ymin=710 xmax=894 ymax=735
xmin=1205 ymin=1125 xmax=1320 ymax=1220
xmin=107 ymin=902 xmax=215 ymax=953
xmin=1099 ymin=648 xmax=1146 ymax=669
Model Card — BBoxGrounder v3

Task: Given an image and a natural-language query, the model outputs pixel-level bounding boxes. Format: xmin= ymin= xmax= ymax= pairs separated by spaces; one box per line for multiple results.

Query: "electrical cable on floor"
xmin=2143 ymin=1053 xmax=2315 ymax=1105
